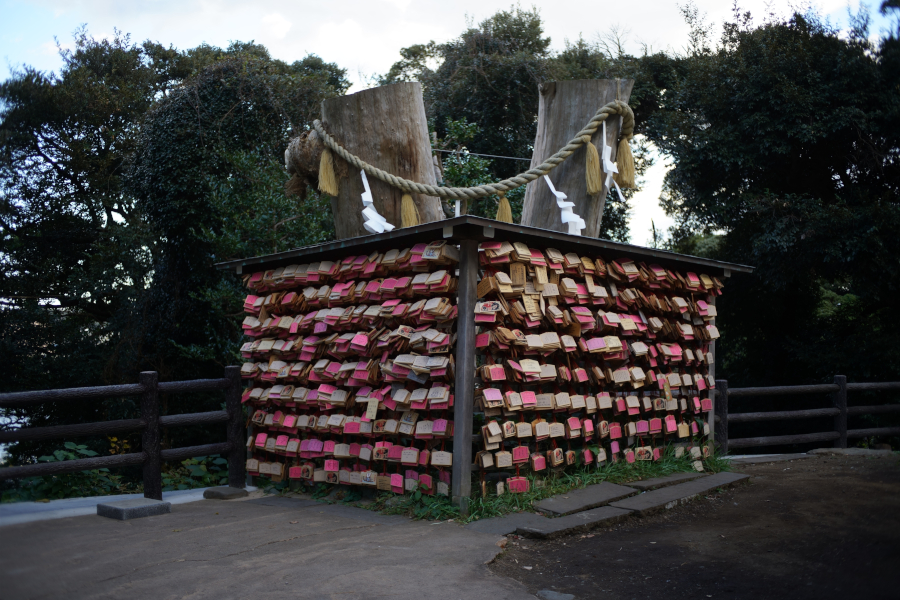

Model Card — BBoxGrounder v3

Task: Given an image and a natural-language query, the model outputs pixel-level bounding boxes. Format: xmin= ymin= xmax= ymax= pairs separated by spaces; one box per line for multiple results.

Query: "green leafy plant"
xmin=351 ymin=447 xmax=730 ymax=523
xmin=160 ymin=455 xmax=229 ymax=491
xmin=1 ymin=442 xmax=140 ymax=503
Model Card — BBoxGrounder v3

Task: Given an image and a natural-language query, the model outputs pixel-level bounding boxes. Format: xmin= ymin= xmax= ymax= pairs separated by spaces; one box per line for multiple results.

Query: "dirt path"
xmin=489 ymin=453 xmax=900 ymax=599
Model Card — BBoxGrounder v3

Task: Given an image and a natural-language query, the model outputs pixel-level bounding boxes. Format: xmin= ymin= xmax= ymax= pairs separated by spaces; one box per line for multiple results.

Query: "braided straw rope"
xmin=312 ymin=99 xmax=634 ymax=201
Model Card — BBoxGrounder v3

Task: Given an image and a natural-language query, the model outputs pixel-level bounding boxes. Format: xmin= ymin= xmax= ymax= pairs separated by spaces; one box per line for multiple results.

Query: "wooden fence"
xmin=714 ymin=376 xmax=900 ymax=454
xmin=0 ymin=367 xmax=246 ymax=500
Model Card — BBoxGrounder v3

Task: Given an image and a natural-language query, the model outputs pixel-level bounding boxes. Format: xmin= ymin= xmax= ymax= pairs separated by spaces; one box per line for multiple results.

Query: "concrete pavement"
xmin=0 ymin=494 xmax=534 ymax=600
xmin=0 ymin=486 xmax=259 ymax=527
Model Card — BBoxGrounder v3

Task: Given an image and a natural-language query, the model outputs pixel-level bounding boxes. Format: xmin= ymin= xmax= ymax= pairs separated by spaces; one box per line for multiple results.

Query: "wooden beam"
xmin=0 ymin=452 xmax=146 ymax=480
xmin=832 ymin=375 xmax=848 ymax=448
xmin=847 ymin=404 xmax=900 ymax=415
xmin=157 ymin=379 xmax=229 ymax=393
xmin=140 ymin=371 xmax=162 ymax=501
xmin=714 ymin=380 xmax=729 ymax=454
xmin=521 ymin=79 xmax=633 ymax=237
xmin=160 ymin=442 xmax=233 ymax=462
xmin=728 ymin=408 xmax=840 ymax=423
xmin=0 ymin=383 xmax=144 ymax=408
xmin=847 ymin=427 xmax=900 ymax=438
xmin=451 ymin=239 xmax=478 ymax=514
xmin=0 ymin=419 xmax=146 ymax=443
xmin=846 ymin=382 xmax=900 ymax=391
xmin=728 ymin=431 xmax=840 ymax=449
xmin=727 ymin=384 xmax=840 ymax=397
xmin=322 ymin=82 xmax=445 ymax=239
xmin=224 ymin=365 xmax=246 ymax=489
xmin=158 ymin=411 xmax=229 ymax=428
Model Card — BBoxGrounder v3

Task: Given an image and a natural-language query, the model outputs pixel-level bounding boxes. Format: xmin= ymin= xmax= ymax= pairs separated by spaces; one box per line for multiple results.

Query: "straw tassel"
xmin=318 ymin=147 xmax=339 ymax=196
xmin=583 ymin=135 xmax=603 ymax=196
xmin=495 ymin=191 xmax=513 ymax=223
xmin=400 ymin=193 xmax=420 ymax=228
xmin=613 ymin=137 xmax=635 ymax=189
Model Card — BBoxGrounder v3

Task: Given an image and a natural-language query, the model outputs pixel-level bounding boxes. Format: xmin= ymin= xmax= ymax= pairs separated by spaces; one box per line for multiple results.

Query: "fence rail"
xmin=714 ymin=375 xmax=900 ymax=453
xmin=0 ymin=367 xmax=245 ymax=500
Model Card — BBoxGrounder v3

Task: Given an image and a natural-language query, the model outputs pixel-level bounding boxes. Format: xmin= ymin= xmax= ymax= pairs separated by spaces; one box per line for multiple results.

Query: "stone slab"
xmin=465 ymin=512 xmax=548 ymax=536
xmin=537 ymin=591 xmax=575 ymax=600
xmin=533 ymin=482 xmax=637 ymax=516
xmin=626 ymin=472 xmax=707 ymax=492
xmin=809 ymin=448 xmax=894 ymax=457
xmin=516 ymin=506 xmax=633 ymax=539
xmin=730 ymin=453 xmax=813 ymax=465
xmin=610 ymin=472 xmax=750 ymax=517
xmin=203 ymin=486 xmax=249 ymax=500
xmin=96 ymin=498 xmax=171 ymax=521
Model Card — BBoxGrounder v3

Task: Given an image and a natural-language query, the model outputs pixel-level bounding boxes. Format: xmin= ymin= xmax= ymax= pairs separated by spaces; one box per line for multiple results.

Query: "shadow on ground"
xmin=490 ymin=453 xmax=900 ymax=599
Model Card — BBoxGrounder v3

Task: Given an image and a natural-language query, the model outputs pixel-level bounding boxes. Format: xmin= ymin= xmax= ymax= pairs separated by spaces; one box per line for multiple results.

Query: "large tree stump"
xmin=321 ymin=82 xmax=444 ymax=239
xmin=521 ymin=79 xmax=634 ymax=237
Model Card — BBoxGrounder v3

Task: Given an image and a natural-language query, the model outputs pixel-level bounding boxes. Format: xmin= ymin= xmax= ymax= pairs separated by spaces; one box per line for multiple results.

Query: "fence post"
xmin=714 ymin=379 xmax=729 ymax=455
xmin=451 ymin=238 xmax=478 ymax=516
xmin=224 ymin=366 xmax=246 ymax=488
xmin=140 ymin=371 xmax=162 ymax=500
xmin=833 ymin=374 xmax=848 ymax=448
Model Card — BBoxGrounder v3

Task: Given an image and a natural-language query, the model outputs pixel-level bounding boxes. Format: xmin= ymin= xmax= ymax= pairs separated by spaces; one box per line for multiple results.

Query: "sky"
xmin=0 ymin=0 xmax=890 ymax=245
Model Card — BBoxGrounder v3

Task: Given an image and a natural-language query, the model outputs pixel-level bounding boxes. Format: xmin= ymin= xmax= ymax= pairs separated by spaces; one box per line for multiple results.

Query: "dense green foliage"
xmin=381 ymin=6 xmax=639 ymax=240
xmin=1 ymin=33 xmax=347 ymax=470
xmin=645 ymin=8 xmax=900 ymax=388
xmin=1 ymin=3 xmax=898 ymax=485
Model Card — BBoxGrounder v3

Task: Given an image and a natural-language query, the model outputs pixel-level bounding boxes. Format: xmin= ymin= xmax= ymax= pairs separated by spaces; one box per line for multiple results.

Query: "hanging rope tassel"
xmin=400 ymin=193 xmax=420 ymax=228
xmin=583 ymin=135 xmax=603 ymax=195
xmin=495 ymin=191 xmax=513 ymax=223
xmin=318 ymin=148 xmax=339 ymax=196
xmin=613 ymin=136 xmax=635 ymax=189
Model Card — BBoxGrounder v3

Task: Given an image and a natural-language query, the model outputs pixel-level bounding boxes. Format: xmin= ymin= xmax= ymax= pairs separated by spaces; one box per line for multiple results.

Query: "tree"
xmin=1 ymin=31 xmax=347 ymax=466
xmin=646 ymin=7 xmax=900 ymax=386
xmin=381 ymin=6 xmax=644 ymax=240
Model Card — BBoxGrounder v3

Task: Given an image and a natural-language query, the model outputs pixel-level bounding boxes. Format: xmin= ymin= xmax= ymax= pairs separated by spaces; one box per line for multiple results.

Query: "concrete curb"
xmin=610 ymin=472 xmax=750 ymax=517
xmin=0 ymin=486 xmax=258 ymax=527
xmin=533 ymin=482 xmax=637 ymax=517
xmin=97 ymin=498 xmax=171 ymax=520
xmin=517 ymin=506 xmax=633 ymax=539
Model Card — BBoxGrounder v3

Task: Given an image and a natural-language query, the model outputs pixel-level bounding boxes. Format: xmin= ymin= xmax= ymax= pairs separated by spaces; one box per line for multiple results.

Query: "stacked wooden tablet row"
xmin=240 ymin=241 xmax=459 ymax=495
xmin=472 ymin=242 xmax=722 ymax=492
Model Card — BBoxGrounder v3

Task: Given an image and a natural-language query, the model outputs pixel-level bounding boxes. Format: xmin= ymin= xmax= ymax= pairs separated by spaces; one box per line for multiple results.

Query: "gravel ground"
xmin=489 ymin=452 xmax=900 ymax=600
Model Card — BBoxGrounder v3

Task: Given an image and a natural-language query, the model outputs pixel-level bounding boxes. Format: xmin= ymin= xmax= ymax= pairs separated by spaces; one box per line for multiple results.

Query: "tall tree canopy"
xmin=0 ymin=32 xmax=346 ymax=462
xmin=381 ymin=6 xmax=647 ymax=240
xmin=643 ymin=7 xmax=900 ymax=386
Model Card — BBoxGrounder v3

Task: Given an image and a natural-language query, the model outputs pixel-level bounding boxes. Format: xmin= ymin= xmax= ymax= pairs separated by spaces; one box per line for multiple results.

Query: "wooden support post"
xmin=452 ymin=239 xmax=478 ymax=515
xmin=714 ymin=379 xmax=729 ymax=455
xmin=140 ymin=371 xmax=162 ymax=500
xmin=707 ymin=295 xmax=716 ymax=444
xmin=321 ymin=82 xmax=445 ymax=239
xmin=224 ymin=366 xmax=246 ymax=488
xmin=833 ymin=374 xmax=848 ymax=448
xmin=521 ymin=79 xmax=633 ymax=237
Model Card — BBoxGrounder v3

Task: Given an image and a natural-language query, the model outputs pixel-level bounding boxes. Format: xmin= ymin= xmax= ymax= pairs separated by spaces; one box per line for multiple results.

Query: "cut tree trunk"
xmin=321 ymin=82 xmax=445 ymax=240
xmin=520 ymin=79 xmax=634 ymax=238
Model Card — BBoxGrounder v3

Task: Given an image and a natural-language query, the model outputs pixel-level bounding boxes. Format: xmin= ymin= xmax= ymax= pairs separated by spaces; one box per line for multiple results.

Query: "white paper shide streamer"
xmin=359 ymin=170 xmax=395 ymax=234
xmin=601 ymin=121 xmax=625 ymax=200
xmin=543 ymin=175 xmax=585 ymax=236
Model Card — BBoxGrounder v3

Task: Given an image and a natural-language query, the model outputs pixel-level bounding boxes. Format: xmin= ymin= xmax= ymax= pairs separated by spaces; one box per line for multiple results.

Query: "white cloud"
xmin=380 ymin=0 xmax=413 ymax=10
xmin=261 ymin=13 xmax=292 ymax=40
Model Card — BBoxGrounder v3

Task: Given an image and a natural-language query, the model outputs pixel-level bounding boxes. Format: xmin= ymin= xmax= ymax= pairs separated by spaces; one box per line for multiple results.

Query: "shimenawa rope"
xmin=312 ymin=99 xmax=634 ymax=201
